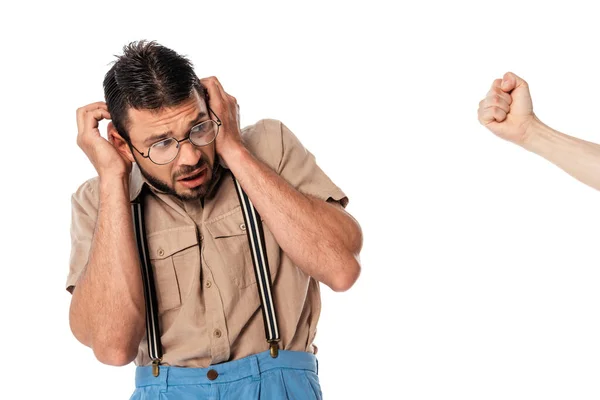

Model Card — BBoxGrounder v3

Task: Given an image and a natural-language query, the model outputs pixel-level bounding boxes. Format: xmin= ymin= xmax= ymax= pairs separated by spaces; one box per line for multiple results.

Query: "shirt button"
xmin=214 ymin=329 xmax=222 ymax=338
xmin=157 ymin=248 xmax=165 ymax=257
xmin=240 ymin=223 xmax=246 ymax=231
xmin=205 ymin=281 xmax=212 ymax=288
xmin=199 ymin=234 xmax=204 ymax=241
xmin=207 ymin=369 xmax=219 ymax=380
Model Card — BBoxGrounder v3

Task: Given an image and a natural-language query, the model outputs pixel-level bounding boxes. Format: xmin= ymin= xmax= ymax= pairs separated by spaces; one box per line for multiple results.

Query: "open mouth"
xmin=178 ymin=167 xmax=205 ymax=180
xmin=180 ymin=172 xmax=203 ymax=181
xmin=177 ymin=168 xmax=207 ymax=188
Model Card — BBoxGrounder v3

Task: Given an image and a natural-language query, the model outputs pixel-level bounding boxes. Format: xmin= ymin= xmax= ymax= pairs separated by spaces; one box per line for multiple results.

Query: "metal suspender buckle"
xmin=152 ymin=358 xmax=162 ymax=377
xmin=269 ymin=341 xmax=280 ymax=358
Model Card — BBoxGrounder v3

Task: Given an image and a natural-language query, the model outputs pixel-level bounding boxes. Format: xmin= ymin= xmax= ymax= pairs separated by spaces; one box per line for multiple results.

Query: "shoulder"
xmin=71 ymin=176 xmax=100 ymax=212
xmin=241 ymin=118 xmax=287 ymax=146
xmin=240 ymin=119 xmax=289 ymax=171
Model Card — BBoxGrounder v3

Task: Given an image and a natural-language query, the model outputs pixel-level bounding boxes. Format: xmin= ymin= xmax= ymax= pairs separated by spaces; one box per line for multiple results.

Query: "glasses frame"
xmin=129 ymin=107 xmax=222 ymax=165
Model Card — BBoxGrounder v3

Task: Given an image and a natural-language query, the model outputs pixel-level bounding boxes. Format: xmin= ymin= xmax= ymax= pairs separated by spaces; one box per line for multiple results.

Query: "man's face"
xmin=126 ymin=91 xmax=218 ymax=201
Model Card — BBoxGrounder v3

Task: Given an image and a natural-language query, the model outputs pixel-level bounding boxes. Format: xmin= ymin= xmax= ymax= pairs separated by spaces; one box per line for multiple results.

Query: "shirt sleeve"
xmin=66 ymin=179 xmax=99 ymax=293
xmin=266 ymin=119 xmax=349 ymax=208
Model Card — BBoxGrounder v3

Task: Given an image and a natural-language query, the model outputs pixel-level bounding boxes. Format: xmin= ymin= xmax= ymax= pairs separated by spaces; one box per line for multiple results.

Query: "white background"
xmin=1 ymin=1 xmax=600 ymax=399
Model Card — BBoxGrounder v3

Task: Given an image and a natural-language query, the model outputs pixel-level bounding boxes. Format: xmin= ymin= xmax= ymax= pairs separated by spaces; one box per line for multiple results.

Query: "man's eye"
xmin=192 ymin=123 xmax=210 ymax=134
xmin=153 ymin=139 xmax=174 ymax=149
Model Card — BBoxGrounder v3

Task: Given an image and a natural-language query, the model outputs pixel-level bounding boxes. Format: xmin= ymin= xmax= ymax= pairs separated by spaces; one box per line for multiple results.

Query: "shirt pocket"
xmin=147 ymin=226 xmax=199 ymax=315
xmin=205 ymin=207 xmax=279 ymax=289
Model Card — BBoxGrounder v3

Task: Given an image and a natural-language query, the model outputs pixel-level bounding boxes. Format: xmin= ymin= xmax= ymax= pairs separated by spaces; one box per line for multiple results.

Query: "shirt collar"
xmin=129 ymin=163 xmax=146 ymax=201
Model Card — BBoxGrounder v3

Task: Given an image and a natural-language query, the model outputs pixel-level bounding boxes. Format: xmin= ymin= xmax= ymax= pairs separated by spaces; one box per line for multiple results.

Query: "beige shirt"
xmin=66 ymin=119 xmax=348 ymax=368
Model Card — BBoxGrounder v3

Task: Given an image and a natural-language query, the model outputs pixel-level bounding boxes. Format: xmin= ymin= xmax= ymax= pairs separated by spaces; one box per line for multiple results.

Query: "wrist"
xmin=521 ymin=116 xmax=554 ymax=152
xmin=219 ymin=139 xmax=249 ymax=167
xmin=99 ymin=172 xmax=130 ymax=193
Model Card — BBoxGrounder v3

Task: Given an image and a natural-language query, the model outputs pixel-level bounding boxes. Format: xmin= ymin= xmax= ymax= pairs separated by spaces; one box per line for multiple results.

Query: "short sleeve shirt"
xmin=66 ymin=119 xmax=348 ymax=367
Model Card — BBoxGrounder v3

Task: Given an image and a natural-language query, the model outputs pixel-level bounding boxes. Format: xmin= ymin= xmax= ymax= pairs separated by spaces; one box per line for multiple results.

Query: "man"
xmin=67 ymin=41 xmax=362 ymax=399
xmin=478 ymin=72 xmax=600 ymax=190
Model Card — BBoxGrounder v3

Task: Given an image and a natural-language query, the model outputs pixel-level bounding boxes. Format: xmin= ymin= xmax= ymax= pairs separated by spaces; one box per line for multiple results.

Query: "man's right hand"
xmin=478 ymin=72 xmax=538 ymax=145
xmin=76 ymin=102 xmax=132 ymax=177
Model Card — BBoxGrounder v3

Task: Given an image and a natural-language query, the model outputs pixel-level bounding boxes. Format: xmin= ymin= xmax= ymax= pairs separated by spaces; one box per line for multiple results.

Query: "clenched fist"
xmin=478 ymin=72 xmax=538 ymax=145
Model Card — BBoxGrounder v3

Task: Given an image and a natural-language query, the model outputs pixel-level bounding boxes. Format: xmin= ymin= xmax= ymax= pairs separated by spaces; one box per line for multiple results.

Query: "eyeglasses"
xmin=129 ymin=108 xmax=222 ymax=165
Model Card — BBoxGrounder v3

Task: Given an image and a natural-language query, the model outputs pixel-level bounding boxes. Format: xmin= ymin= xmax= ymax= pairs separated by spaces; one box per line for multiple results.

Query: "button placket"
xmin=200 ymin=265 xmax=230 ymax=363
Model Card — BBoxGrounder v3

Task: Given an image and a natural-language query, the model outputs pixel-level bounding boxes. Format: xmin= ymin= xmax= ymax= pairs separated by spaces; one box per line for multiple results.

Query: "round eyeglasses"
xmin=129 ymin=112 xmax=222 ymax=165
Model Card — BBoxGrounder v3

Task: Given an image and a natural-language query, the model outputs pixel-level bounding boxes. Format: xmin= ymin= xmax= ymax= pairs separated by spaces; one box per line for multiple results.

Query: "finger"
xmin=82 ymin=109 xmax=111 ymax=135
xmin=200 ymin=76 xmax=220 ymax=86
xmin=487 ymin=87 xmax=512 ymax=105
xmin=482 ymin=94 xmax=511 ymax=114
xmin=490 ymin=78 xmax=502 ymax=92
xmin=202 ymin=76 xmax=233 ymax=104
xmin=486 ymin=79 xmax=512 ymax=105
xmin=200 ymin=76 xmax=226 ymax=105
xmin=82 ymin=101 xmax=108 ymax=110
xmin=479 ymin=106 xmax=507 ymax=125
xmin=76 ymin=102 xmax=108 ymax=131
xmin=210 ymin=77 xmax=230 ymax=102
xmin=500 ymin=71 xmax=528 ymax=93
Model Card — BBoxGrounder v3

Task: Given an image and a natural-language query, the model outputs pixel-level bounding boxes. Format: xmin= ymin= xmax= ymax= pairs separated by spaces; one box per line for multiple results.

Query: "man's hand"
xmin=478 ymin=72 xmax=538 ymax=145
xmin=200 ymin=77 xmax=244 ymax=160
xmin=76 ymin=102 xmax=132 ymax=178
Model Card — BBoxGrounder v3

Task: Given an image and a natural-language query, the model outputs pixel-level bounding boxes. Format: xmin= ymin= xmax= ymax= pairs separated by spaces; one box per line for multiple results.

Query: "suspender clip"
xmin=152 ymin=358 xmax=162 ymax=377
xmin=269 ymin=341 xmax=280 ymax=358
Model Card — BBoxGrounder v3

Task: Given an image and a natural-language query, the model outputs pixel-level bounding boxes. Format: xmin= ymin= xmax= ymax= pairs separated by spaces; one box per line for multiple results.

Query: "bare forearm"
xmin=224 ymin=145 xmax=362 ymax=291
xmin=523 ymin=118 xmax=600 ymax=191
xmin=69 ymin=175 xmax=145 ymax=365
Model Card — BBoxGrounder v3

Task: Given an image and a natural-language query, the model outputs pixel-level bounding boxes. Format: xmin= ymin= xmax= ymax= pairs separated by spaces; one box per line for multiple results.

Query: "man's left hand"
xmin=200 ymin=76 xmax=244 ymax=160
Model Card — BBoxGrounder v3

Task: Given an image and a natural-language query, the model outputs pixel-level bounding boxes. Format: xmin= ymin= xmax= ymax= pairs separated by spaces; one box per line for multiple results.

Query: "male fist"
xmin=478 ymin=72 xmax=537 ymax=145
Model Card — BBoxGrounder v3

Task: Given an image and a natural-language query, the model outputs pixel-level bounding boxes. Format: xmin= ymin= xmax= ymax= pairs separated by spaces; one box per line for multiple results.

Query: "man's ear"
xmin=108 ymin=122 xmax=135 ymax=164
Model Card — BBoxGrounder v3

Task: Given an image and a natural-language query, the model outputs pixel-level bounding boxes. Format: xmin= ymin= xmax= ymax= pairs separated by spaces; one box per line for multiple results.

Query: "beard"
xmin=137 ymin=158 xmax=222 ymax=201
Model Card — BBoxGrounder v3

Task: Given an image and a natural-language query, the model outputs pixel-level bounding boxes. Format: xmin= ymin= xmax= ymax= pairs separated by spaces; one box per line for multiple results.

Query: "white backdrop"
xmin=2 ymin=1 xmax=600 ymax=399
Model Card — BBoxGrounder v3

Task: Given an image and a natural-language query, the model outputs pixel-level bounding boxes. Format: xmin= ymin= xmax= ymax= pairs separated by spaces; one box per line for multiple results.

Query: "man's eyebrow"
xmin=143 ymin=111 xmax=208 ymax=145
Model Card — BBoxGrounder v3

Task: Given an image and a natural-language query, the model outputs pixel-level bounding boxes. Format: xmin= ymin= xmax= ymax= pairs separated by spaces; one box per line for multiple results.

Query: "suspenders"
xmin=131 ymin=176 xmax=280 ymax=377
xmin=232 ymin=179 xmax=280 ymax=356
xmin=131 ymin=197 xmax=163 ymax=376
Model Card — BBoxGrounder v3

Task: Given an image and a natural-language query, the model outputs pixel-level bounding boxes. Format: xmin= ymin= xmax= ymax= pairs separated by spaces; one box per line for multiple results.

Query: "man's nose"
xmin=177 ymin=140 xmax=201 ymax=167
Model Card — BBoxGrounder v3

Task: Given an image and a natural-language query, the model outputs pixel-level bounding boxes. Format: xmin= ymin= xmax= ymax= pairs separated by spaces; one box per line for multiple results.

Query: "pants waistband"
xmin=135 ymin=350 xmax=318 ymax=388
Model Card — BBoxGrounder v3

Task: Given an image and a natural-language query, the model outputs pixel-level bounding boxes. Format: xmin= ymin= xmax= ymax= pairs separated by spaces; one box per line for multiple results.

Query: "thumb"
xmin=500 ymin=71 xmax=528 ymax=93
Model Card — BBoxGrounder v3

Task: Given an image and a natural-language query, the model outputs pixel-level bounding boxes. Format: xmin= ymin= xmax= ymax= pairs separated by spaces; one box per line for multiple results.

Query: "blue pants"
xmin=130 ymin=350 xmax=322 ymax=399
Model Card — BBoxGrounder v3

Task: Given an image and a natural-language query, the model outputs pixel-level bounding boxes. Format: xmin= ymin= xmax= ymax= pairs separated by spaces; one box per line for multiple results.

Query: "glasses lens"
xmin=189 ymin=121 xmax=218 ymax=146
xmin=149 ymin=138 xmax=179 ymax=165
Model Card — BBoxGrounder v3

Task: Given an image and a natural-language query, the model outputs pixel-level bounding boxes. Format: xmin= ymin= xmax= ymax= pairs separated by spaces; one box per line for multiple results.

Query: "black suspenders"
xmin=131 ymin=176 xmax=280 ymax=377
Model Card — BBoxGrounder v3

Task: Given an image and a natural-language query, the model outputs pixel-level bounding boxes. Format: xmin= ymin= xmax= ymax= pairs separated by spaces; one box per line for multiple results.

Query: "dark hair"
xmin=103 ymin=40 xmax=207 ymax=141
